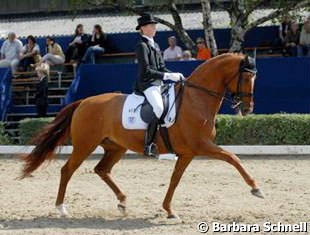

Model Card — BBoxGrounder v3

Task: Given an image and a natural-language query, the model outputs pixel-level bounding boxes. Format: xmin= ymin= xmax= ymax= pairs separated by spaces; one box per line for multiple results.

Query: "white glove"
xmin=163 ymin=72 xmax=185 ymax=82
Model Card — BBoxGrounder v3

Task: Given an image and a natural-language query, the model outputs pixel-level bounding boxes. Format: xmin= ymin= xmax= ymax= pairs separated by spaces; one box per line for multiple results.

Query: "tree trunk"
xmin=201 ymin=0 xmax=218 ymax=56
xmin=121 ymin=1 xmax=195 ymax=50
xmin=226 ymin=0 xmax=310 ymax=52
xmin=168 ymin=3 xmax=195 ymax=50
xmin=229 ymin=8 xmax=247 ymax=53
xmin=230 ymin=23 xmax=246 ymax=52
xmin=174 ymin=27 xmax=195 ymax=50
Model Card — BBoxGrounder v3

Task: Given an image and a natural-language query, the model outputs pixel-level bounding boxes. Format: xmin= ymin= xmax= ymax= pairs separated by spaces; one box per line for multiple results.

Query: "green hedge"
xmin=17 ymin=114 xmax=310 ymax=145
xmin=19 ymin=118 xmax=53 ymax=144
xmin=0 ymin=122 xmax=11 ymax=145
xmin=216 ymin=114 xmax=310 ymax=145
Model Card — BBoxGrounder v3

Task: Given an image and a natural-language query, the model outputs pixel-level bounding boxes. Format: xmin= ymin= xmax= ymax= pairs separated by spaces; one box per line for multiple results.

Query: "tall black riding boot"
xmin=144 ymin=117 xmax=159 ymax=157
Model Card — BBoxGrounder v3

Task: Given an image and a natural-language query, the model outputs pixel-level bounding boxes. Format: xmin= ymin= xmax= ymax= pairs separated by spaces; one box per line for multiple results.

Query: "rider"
xmin=134 ymin=14 xmax=184 ymax=157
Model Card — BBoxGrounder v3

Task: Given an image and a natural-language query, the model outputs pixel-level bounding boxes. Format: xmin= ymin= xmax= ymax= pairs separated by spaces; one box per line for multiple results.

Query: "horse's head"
xmin=226 ymin=55 xmax=257 ymax=116
xmin=184 ymin=53 xmax=257 ymax=116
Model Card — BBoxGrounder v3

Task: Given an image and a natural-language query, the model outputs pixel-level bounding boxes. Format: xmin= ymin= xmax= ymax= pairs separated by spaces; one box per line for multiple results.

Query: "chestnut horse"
xmin=21 ymin=53 xmax=263 ymax=219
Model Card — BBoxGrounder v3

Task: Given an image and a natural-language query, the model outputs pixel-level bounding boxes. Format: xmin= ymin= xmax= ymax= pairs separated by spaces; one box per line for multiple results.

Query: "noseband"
xmin=182 ymin=57 xmax=257 ymax=109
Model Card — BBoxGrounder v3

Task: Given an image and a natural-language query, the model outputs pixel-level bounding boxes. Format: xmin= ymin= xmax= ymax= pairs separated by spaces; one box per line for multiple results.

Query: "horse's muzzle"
xmin=241 ymin=107 xmax=253 ymax=116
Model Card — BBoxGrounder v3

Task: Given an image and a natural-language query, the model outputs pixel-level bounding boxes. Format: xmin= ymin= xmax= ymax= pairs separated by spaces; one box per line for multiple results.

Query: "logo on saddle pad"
xmin=128 ymin=117 xmax=136 ymax=124
xmin=122 ymin=84 xmax=177 ymax=130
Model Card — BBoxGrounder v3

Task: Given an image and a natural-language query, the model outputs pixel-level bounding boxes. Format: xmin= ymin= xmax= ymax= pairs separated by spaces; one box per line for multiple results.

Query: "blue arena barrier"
xmin=65 ymin=57 xmax=310 ymax=114
xmin=0 ymin=68 xmax=12 ymax=120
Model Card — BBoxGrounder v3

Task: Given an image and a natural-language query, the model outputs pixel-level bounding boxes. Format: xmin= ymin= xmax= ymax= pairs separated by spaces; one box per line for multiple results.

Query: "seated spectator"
xmin=19 ymin=35 xmax=41 ymax=72
xmin=39 ymin=36 xmax=65 ymax=66
xmin=0 ymin=32 xmax=22 ymax=73
xmin=82 ymin=24 xmax=107 ymax=64
xmin=298 ymin=16 xmax=310 ymax=57
xmin=181 ymin=50 xmax=195 ymax=61
xmin=270 ymin=15 xmax=291 ymax=53
xmin=35 ymin=63 xmax=49 ymax=117
xmin=65 ymin=24 xmax=89 ymax=63
xmin=163 ymin=36 xmax=182 ymax=61
xmin=284 ymin=22 xmax=300 ymax=56
xmin=195 ymin=37 xmax=211 ymax=60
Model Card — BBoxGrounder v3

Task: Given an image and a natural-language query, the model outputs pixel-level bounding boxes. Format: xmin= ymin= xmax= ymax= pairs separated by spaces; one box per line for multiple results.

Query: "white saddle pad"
xmin=122 ymin=84 xmax=176 ymax=130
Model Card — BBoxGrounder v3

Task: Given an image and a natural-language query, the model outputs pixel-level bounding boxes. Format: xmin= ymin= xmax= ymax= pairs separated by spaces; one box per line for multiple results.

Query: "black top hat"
xmin=136 ymin=14 xmax=158 ymax=30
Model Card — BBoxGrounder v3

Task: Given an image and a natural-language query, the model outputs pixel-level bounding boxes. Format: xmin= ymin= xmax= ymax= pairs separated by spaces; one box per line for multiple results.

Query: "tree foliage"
xmin=214 ymin=0 xmax=310 ymax=51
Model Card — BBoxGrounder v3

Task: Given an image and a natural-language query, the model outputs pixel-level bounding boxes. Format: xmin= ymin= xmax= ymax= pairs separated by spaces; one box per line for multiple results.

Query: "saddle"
xmin=122 ymin=83 xmax=177 ymax=154
xmin=135 ymin=84 xmax=170 ymax=124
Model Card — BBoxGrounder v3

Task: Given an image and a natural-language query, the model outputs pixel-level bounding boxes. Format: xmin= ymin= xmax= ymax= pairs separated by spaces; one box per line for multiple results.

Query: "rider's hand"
xmin=164 ymin=72 xmax=185 ymax=82
xmin=179 ymin=73 xmax=186 ymax=81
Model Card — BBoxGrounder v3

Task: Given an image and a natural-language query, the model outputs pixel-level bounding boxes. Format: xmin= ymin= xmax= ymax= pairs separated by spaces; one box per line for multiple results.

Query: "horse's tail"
xmin=20 ymin=100 xmax=83 ymax=179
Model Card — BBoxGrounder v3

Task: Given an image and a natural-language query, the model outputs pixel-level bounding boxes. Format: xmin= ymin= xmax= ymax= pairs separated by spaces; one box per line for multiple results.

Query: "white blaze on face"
xmin=251 ymin=75 xmax=256 ymax=94
xmin=249 ymin=74 xmax=256 ymax=108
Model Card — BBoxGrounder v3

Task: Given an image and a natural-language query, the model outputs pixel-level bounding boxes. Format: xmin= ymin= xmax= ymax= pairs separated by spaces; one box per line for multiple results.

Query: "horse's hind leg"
xmin=55 ymin=146 xmax=96 ymax=216
xmin=95 ymin=140 xmax=127 ymax=215
xmin=202 ymin=140 xmax=264 ymax=198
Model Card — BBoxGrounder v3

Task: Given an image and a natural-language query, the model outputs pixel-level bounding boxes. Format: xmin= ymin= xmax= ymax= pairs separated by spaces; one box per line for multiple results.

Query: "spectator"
xmin=195 ymin=37 xmax=211 ymax=60
xmin=65 ymin=24 xmax=89 ymax=63
xmin=0 ymin=32 xmax=22 ymax=73
xmin=19 ymin=35 xmax=41 ymax=72
xmin=181 ymin=50 xmax=195 ymax=61
xmin=298 ymin=16 xmax=310 ymax=57
xmin=39 ymin=36 xmax=65 ymax=66
xmin=284 ymin=22 xmax=300 ymax=56
xmin=163 ymin=36 xmax=182 ymax=61
xmin=271 ymin=15 xmax=291 ymax=53
xmin=82 ymin=24 xmax=107 ymax=64
xmin=35 ymin=63 xmax=49 ymax=117
xmin=279 ymin=15 xmax=292 ymax=40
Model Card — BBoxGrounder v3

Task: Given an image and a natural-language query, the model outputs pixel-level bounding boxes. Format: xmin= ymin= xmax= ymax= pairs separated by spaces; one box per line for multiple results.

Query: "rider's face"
xmin=141 ymin=24 xmax=156 ymax=38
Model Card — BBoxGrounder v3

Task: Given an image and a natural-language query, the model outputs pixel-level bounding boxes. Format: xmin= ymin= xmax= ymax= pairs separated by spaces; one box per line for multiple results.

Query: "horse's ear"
xmin=243 ymin=49 xmax=256 ymax=65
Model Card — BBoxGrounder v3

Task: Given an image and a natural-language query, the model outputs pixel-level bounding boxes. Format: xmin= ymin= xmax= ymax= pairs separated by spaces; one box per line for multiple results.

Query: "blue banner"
xmin=0 ymin=68 xmax=12 ymax=121
xmin=64 ymin=57 xmax=310 ymax=114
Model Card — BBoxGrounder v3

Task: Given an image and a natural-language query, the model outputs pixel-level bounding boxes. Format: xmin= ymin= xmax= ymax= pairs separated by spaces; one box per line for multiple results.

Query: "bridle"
xmin=179 ymin=57 xmax=257 ymax=110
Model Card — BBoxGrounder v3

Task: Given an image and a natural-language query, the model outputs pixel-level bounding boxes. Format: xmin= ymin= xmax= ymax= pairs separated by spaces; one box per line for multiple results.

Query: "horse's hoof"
xmin=167 ymin=214 xmax=180 ymax=219
xmin=167 ymin=214 xmax=183 ymax=223
xmin=56 ymin=204 xmax=70 ymax=217
xmin=251 ymin=188 xmax=264 ymax=198
xmin=117 ymin=203 xmax=128 ymax=216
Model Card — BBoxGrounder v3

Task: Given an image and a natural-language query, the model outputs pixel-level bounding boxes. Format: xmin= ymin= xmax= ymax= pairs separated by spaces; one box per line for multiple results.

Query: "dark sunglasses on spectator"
xmin=196 ymin=41 xmax=204 ymax=44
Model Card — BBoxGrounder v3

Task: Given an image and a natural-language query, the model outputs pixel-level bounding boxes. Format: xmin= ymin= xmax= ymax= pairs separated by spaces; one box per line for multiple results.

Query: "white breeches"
xmin=0 ymin=59 xmax=20 ymax=73
xmin=143 ymin=85 xmax=164 ymax=119
xmin=42 ymin=54 xmax=65 ymax=65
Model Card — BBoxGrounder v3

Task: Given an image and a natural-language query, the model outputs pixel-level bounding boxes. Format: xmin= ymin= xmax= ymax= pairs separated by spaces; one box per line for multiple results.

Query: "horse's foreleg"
xmin=201 ymin=140 xmax=264 ymax=198
xmin=95 ymin=142 xmax=127 ymax=215
xmin=162 ymin=155 xmax=193 ymax=219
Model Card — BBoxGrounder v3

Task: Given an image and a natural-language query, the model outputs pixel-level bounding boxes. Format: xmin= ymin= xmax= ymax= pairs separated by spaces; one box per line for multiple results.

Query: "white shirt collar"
xmin=142 ymin=35 xmax=155 ymax=47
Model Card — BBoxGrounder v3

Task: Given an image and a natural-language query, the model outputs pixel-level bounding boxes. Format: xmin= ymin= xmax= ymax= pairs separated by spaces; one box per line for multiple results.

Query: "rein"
xmin=171 ymin=56 xmax=257 ymax=122
xmin=184 ymin=78 xmax=239 ymax=107
xmin=180 ymin=59 xmax=257 ymax=109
